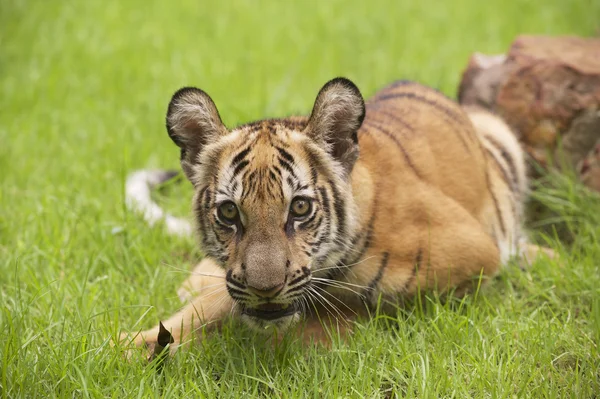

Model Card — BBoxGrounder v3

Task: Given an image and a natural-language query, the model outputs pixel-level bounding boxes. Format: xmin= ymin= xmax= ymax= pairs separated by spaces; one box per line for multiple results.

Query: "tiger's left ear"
xmin=166 ymin=87 xmax=228 ymax=182
xmin=305 ymin=77 xmax=365 ymax=175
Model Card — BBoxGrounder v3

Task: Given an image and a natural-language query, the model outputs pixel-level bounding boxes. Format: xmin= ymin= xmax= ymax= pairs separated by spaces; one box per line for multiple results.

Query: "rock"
xmin=458 ymin=35 xmax=600 ymax=191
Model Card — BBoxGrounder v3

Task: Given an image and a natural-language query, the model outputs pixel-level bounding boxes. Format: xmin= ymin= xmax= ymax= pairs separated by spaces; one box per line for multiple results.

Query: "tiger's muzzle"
xmin=225 ymin=267 xmax=311 ymax=330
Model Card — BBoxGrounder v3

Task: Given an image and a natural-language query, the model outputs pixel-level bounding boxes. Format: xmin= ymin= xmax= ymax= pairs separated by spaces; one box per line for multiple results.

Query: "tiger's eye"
xmin=290 ymin=198 xmax=311 ymax=217
xmin=218 ymin=201 xmax=239 ymax=223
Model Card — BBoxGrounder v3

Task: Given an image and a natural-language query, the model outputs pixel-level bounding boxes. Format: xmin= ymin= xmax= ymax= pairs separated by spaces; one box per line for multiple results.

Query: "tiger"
xmin=121 ymin=77 xmax=551 ymax=353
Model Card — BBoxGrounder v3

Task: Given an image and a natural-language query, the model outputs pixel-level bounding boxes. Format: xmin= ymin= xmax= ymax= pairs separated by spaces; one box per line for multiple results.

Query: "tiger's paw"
xmin=119 ymin=322 xmax=175 ymax=366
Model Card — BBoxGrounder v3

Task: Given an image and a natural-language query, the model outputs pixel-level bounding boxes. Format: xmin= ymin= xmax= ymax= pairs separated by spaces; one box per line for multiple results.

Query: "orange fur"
xmin=121 ymin=79 xmax=550 ymax=353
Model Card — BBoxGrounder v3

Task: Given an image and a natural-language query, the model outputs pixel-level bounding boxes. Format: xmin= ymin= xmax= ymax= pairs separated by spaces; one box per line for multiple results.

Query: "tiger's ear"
xmin=166 ymin=87 xmax=228 ymax=180
xmin=305 ymin=77 xmax=365 ymax=175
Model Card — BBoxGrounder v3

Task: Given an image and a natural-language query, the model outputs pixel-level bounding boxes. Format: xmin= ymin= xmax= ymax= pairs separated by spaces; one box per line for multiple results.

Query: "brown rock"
xmin=579 ymin=142 xmax=600 ymax=192
xmin=458 ymin=35 xmax=600 ymax=191
xmin=560 ymin=108 xmax=600 ymax=170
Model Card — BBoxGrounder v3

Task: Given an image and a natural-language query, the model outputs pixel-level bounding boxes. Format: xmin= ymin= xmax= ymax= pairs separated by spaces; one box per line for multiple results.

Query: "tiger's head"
xmin=166 ymin=78 xmax=365 ymax=331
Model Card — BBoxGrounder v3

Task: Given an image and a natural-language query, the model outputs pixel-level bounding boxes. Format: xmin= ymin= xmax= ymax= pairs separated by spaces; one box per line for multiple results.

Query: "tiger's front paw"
xmin=119 ymin=322 xmax=175 ymax=365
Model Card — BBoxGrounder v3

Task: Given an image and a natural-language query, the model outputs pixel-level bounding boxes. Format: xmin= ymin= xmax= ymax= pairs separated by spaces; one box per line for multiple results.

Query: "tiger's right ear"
xmin=166 ymin=87 xmax=228 ymax=180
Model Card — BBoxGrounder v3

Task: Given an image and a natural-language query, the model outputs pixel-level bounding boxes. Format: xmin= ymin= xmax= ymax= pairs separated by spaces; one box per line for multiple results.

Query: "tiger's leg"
xmin=518 ymin=240 xmax=556 ymax=266
xmin=121 ymin=257 xmax=232 ymax=353
xmin=177 ymin=259 xmax=224 ymax=302
xmin=465 ymin=108 xmax=556 ymax=268
xmin=336 ymin=187 xmax=503 ymax=306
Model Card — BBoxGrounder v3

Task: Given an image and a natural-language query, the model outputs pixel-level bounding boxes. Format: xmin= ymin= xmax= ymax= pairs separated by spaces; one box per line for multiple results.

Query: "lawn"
xmin=1 ymin=0 xmax=599 ymax=397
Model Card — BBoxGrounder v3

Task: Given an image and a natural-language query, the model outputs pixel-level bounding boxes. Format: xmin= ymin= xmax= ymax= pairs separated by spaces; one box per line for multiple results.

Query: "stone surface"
xmin=458 ymin=35 xmax=600 ymax=191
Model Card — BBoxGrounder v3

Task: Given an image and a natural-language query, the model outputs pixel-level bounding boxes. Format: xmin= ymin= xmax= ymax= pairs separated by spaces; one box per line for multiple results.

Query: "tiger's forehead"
xmin=213 ymin=119 xmax=315 ymax=208
xmin=240 ymin=117 xmax=309 ymax=134
xmin=220 ymin=119 xmax=308 ymax=165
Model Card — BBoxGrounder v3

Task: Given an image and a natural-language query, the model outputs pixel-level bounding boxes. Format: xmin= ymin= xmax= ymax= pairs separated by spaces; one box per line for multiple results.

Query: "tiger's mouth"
xmin=241 ymin=302 xmax=299 ymax=321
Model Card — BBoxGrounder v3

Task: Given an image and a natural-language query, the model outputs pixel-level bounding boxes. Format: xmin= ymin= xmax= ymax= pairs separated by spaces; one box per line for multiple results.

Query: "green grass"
xmin=1 ymin=0 xmax=600 ymax=397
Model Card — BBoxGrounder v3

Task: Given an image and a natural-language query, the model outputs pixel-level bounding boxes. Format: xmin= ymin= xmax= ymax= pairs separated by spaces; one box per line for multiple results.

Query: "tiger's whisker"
xmin=308 ymin=286 xmax=346 ymax=321
xmin=313 ymin=284 xmax=358 ymax=316
xmin=312 ymin=280 xmax=366 ymax=298
xmin=312 ymin=277 xmax=368 ymax=290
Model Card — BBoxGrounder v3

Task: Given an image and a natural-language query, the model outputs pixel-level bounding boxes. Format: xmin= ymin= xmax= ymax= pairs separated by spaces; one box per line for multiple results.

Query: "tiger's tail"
xmin=125 ymin=169 xmax=193 ymax=237
xmin=466 ymin=107 xmax=528 ymax=197
xmin=464 ymin=106 xmax=529 ymax=264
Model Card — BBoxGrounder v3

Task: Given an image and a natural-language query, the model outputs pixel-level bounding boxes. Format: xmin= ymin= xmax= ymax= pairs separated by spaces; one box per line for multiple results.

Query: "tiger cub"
xmin=122 ymin=78 xmax=548 ymax=350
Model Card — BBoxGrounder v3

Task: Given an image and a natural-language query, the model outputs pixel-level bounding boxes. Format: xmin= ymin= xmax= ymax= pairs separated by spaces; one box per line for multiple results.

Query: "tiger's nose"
xmin=247 ymin=282 xmax=285 ymax=298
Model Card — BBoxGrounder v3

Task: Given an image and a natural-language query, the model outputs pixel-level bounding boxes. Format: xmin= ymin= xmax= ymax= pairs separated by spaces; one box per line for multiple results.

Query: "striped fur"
xmin=122 ymin=78 xmax=550 ymax=350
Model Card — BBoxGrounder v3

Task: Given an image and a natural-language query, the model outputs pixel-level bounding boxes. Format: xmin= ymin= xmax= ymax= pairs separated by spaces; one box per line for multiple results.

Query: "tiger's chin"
xmin=240 ymin=303 xmax=302 ymax=333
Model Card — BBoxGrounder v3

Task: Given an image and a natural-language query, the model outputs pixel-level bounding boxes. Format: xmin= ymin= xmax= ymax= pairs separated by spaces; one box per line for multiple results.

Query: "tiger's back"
xmin=319 ymin=80 xmax=526 ymax=302
xmin=361 ymin=81 xmax=490 ymax=216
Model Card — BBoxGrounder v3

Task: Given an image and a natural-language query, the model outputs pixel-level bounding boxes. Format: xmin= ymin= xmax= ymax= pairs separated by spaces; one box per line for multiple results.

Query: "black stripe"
xmin=376 ymin=92 xmax=466 ymax=127
xmin=364 ymin=121 xmax=423 ymax=179
xmin=318 ymin=187 xmax=330 ymax=216
xmin=226 ymin=287 xmax=249 ymax=297
xmin=229 ymin=294 xmax=248 ymax=302
xmin=328 ymin=181 xmax=346 ymax=238
xmin=485 ymin=168 xmax=506 ymax=236
xmin=231 ymin=146 xmax=251 ymax=166
xmin=278 ymin=157 xmax=297 ymax=178
xmin=303 ymin=147 xmax=322 ymax=184
xmin=307 ymin=229 xmax=326 ymax=253
xmin=232 ymin=159 xmax=249 ymax=179
xmin=286 ymin=280 xmax=310 ymax=294
xmin=226 ymin=278 xmax=245 ymax=290
xmin=287 ymin=292 xmax=308 ymax=301
xmin=276 ymin=146 xmax=295 ymax=164
xmin=286 ymin=176 xmax=295 ymax=188
xmin=289 ymin=273 xmax=308 ymax=287
xmin=365 ymin=104 xmax=415 ymax=133
xmin=242 ymin=171 xmax=257 ymax=197
xmin=310 ymin=166 xmax=318 ymax=185
xmin=200 ymin=188 xmax=213 ymax=247
xmin=226 ymin=270 xmax=246 ymax=290
xmin=485 ymin=152 xmax=518 ymax=239
xmin=298 ymin=210 xmax=319 ymax=230
xmin=214 ymin=218 xmax=235 ymax=230
xmin=383 ymin=80 xmax=414 ymax=91
xmin=317 ymin=187 xmax=332 ymax=242
xmin=365 ymin=252 xmax=389 ymax=300
xmin=196 ymin=187 xmax=208 ymax=231
xmin=344 ymin=207 xmax=377 ymax=266
xmin=370 ymin=81 xmax=417 ymax=102
xmin=324 ymin=206 xmax=377 ymax=282
xmin=213 ymin=229 xmax=229 ymax=244
xmin=402 ymin=248 xmax=422 ymax=292
xmin=202 ymin=187 xmax=211 ymax=209
xmin=201 ymin=235 xmax=210 ymax=250
xmin=230 ymin=180 xmax=238 ymax=195
xmin=484 ymin=135 xmax=519 ymax=193
xmin=484 ymin=148 xmax=512 ymax=189
xmin=374 ymin=91 xmax=473 ymax=150
xmin=309 ymin=225 xmax=321 ymax=240
xmin=218 ymin=254 xmax=229 ymax=264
